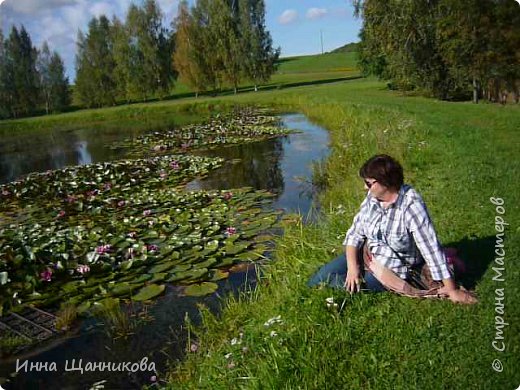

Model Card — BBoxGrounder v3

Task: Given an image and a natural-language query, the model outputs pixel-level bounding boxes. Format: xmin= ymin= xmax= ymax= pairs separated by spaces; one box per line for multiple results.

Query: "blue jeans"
xmin=308 ymin=253 xmax=386 ymax=292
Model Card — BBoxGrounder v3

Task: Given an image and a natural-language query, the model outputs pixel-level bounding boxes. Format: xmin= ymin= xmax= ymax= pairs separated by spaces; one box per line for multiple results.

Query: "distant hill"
xmin=330 ymin=42 xmax=359 ymax=53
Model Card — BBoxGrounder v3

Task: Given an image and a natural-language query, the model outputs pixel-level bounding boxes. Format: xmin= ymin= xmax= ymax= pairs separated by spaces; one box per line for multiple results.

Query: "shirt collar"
xmin=368 ymin=184 xmax=410 ymax=210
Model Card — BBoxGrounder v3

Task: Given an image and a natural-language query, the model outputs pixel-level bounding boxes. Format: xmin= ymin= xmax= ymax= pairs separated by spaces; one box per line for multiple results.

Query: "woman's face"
xmin=363 ymin=177 xmax=386 ymax=198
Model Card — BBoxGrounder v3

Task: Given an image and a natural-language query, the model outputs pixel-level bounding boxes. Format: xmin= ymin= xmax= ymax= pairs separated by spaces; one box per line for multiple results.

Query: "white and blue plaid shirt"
xmin=343 ymin=184 xmax=452 ymax=281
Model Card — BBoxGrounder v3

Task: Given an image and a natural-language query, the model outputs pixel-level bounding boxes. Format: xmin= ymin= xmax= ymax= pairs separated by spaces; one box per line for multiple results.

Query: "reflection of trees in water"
xmin=194 ymin=137 xmax=286 ymax=195
xmin=0 ymin=133 xmax=96 ymax=184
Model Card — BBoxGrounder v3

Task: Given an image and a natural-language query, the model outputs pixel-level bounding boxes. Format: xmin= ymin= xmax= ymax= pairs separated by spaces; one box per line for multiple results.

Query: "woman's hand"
xmin=438 ymin=285 xmax=478 ymax=304
xmin=344 ymin=266 xmax=362 ymax=293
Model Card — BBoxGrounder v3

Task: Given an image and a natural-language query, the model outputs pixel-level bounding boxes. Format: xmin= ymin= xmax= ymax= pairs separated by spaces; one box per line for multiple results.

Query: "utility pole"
xmin=320 ymin=29 xmax=324 ymax=54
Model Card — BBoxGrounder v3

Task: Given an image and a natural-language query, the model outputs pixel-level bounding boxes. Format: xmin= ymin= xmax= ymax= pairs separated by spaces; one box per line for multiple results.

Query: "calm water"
xmin=0 ymin=127 xmax=156 ymax=185
xmin=0 ymin=113 xmax=330 ymax=389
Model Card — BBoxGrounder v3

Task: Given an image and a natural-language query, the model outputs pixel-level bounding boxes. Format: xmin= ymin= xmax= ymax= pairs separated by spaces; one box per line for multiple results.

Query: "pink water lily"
xmin=223 ymin=192 xmax=233 ymax=200
xmin=76 ymin=264 xmax=90 ymax=274
xmin=96 ymin=244 xmax=112 ymax=255
xmin=147 ymin=244 xmax=159 ymax=253
xmin=57 ymin=210 xmax=66 ymax=218
xmin=103 ymin=182 xmax=112 ymax=191
xmin=2 ymin=190 xmax=11 ymax=196
xmin=143 ymin=209 xmax=152 ymax=217
xmin=40 ymin=268 xmax=53 ymax=282
xmin=225 ymin=227 xmax=237 ymax=237
xmin=169 ymin=161 xmax=180 ymax=170
xmin=118 ymin=200 xmax=127 ymax=207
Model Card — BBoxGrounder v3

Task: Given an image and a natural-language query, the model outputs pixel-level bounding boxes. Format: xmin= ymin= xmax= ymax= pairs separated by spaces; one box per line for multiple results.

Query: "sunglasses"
xmin=364 ymin=179 xmax=377 ymax=188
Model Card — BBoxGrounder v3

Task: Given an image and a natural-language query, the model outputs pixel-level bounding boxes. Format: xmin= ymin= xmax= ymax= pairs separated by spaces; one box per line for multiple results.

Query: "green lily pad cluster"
xmin=111 ymin=108 xmax=292 ymax=156
xmin=0 ymin=109 xmax=286 ymax=317
xmin=0 ymin=181 xmax=278 ymax=314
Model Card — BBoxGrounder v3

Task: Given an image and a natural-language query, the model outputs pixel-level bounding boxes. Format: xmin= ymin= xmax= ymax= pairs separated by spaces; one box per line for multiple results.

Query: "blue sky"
xmin=0 ymin=0 xmax=362 ymax=80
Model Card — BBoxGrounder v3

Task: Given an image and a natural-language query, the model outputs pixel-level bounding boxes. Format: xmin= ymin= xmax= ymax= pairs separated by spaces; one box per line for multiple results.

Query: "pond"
xmin=0 ymin=113 xmax=330 ymax=389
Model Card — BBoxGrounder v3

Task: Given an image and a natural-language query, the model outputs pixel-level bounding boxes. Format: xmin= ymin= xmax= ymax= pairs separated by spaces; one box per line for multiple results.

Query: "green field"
xmin=1 ymin=53 xmax=519 ymax=389
xmin=276 ymin=52 xmax=358 ymax=73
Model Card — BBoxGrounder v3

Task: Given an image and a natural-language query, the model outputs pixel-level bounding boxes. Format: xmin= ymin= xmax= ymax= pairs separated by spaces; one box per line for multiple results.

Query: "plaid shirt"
xmin=343 ymin=184 xmax=452 ymax=281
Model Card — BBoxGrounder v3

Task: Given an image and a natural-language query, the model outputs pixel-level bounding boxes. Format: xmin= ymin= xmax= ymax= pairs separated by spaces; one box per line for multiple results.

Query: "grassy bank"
xmin=161 ymin=80 xmax=519 ymax=389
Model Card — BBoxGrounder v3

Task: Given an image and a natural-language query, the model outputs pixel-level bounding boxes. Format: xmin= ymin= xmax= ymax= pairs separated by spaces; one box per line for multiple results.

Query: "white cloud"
xmin=278 ymin=9 xmax=297 ymax=25
xmin=156 ymin=0 xmax=179 ymax=14
xmin=0 ymin=0 xmax=183 ymax=79
xmin=306 ymin=8 xmax=327 ymax=20
xmin=89 ymin=1 xmax=116 ymax=18
xmin=2 ymin=0 xmax=76 ymax=15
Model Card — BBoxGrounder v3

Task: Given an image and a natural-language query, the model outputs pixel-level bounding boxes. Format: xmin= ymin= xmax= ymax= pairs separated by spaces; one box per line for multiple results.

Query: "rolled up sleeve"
xmin=342 ymin=197 xmax=368 ymax=248
xmin=405 ymin=201 xmax=452 ymax=281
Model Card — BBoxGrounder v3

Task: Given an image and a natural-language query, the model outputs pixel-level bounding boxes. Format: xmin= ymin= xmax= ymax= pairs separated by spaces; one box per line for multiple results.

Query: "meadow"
xmin=0 ymin=52 xmax=518 ymax=389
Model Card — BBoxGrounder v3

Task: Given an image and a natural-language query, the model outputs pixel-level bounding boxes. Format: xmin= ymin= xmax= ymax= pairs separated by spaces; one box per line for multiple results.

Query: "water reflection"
xmin=187 ymin=113 xmax=330 ymax=216
xmin=76 ymin=141 xmax=92 ymax=165
xmin=188 ymin=137 xmax=285 ymax=194
xmin=0 ymin=129 xmax=139 ymax=184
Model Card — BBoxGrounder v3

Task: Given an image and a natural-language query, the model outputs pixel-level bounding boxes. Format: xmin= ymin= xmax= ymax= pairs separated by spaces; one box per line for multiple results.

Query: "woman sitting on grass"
xmin=308 ymin=154 xmax=477 ymax=304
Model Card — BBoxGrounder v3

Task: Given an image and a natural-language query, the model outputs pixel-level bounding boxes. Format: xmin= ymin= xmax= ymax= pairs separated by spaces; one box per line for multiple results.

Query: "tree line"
xmin=75 ymin=0 xmax=278 ymax=107
xmin=354 ymin=0 xmax=520 ymax=103
xmin=0 ymin=26 xmax=70 ymax=119
xmin=75 ymin=0 xmax=174 ymax=107
xmin=0 ymin=0 xmax=278 ymax=118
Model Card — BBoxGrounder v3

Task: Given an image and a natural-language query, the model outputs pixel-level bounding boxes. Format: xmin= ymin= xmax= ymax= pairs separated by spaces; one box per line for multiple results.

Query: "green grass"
xmin=0 ymin=53 xmax=518 ymax=389
xmin=156 ymin=81 xmax=518 ymax=389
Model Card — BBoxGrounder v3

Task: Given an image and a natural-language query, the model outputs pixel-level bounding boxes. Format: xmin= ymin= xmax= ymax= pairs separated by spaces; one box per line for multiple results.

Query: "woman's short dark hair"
xmin=359 ymin=154 xmax=403 ymax=190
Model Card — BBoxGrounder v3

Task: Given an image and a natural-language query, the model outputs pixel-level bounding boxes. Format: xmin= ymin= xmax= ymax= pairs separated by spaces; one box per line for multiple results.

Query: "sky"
xmin=0 ymin=0 xmax=362 ymax=80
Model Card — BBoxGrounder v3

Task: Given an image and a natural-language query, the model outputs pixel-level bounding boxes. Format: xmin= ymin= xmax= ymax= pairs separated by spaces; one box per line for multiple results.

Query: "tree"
xmin=111 ymin=16 xmax=132 ymax=102
xmin=0 ymin=30 xmax=9 ymax=118
xmin=75 ymin=16 xmax=117 ymax=107
xmin=210 ymin=0 xmax=242 ymax=93
xmin=124 ymin=0 xmax=173 ymax=100
xmin=173 ymin=0 xmax=206 ymax=96
xmin=37 ymin=42 xmax=52 ymax=114
xmin=47 ymin=51 xmax=70 ymax=112
xmin=239 ymin=0 xmax=279 ymax=91
xmin=4 ymin=26 xmax=39 ymax=117
xmin=354 ymin=0 xmax=520 ymax=102
xmin=190 ymin=0 xmax=220 ymax=92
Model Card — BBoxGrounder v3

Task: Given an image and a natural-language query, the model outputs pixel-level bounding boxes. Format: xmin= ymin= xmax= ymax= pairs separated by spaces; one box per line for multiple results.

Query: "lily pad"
xmin=184 ymin=282 xmax=218 ymax=297
xmin=131 ymin=284 xmax=166 ymax=301
xmin=208 ymin=269 xmax=229 ymax=282
xmin=109 ymin=282 xmax=137 ymax=296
